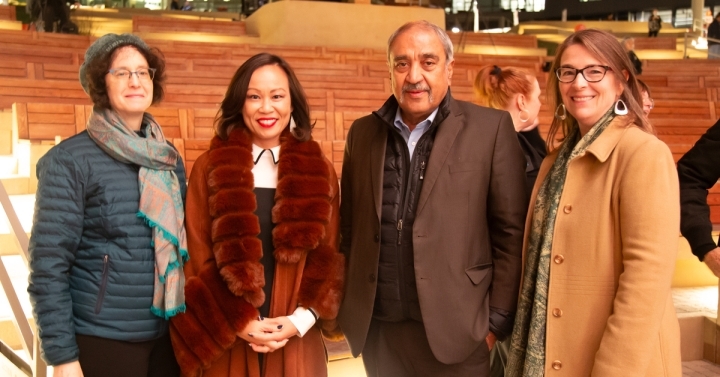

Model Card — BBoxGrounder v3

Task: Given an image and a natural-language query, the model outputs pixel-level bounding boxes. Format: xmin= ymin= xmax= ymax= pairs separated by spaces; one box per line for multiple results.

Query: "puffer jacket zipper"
xmin=95 ymin=254 xmax=109 ymax=314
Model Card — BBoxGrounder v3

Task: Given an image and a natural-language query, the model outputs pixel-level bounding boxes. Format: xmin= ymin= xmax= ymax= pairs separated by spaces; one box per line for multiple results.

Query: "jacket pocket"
xmin=465 ymin=263 xmax=492 ymax=285
xmin=95 ymin=255 xmax=109 ymax=315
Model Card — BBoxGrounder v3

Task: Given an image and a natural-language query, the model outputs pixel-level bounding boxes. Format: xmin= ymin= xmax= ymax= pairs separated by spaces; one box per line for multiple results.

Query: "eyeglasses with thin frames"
xmin=643 ymin=98 xmax=654 ymax=110
xmin=107 ymin=68 xmax=156 ymax=82
xmin=556 ymin=65 xmax=612 ymax=83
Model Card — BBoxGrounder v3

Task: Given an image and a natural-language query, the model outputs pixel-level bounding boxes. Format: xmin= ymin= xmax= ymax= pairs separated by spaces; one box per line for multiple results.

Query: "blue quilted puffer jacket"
xmin=27 ymin=130 xmax=187 ymax=366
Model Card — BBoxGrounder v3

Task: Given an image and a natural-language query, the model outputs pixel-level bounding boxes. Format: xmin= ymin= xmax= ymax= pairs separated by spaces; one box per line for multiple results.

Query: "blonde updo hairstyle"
xmin=473 ymin=65 xmax=535 ymax=110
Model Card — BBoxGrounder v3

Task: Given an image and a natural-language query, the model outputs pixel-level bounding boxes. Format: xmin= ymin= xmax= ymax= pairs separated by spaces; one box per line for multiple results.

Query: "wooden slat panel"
xmin=28 ymin=113 xmax=75 ymax=124
xmin=28 ymin=123 xmax=75 ymax=139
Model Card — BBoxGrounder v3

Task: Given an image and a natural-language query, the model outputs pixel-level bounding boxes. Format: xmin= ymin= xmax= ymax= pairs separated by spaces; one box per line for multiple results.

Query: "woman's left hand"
xmin=248 ymin=316 xmax=299 ymax=353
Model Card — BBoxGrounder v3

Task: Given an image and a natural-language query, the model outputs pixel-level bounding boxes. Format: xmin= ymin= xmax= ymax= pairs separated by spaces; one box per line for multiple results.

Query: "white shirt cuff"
xmin=287 ymin=307 xmax=317 ymax=337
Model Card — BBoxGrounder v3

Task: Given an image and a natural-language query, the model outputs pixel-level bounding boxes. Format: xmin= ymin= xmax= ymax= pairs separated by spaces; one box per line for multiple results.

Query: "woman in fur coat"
xmin=169 ymin=53 xmax=345 ymax=377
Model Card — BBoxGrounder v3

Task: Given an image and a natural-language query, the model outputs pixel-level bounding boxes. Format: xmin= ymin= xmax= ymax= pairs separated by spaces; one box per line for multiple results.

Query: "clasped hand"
xmin=238 ymin=316 xmax=298 ymax=353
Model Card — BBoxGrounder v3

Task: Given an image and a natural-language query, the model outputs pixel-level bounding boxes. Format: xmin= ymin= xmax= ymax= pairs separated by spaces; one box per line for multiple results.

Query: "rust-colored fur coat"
xmin=170 ymin=128 xmax=344 ymax=377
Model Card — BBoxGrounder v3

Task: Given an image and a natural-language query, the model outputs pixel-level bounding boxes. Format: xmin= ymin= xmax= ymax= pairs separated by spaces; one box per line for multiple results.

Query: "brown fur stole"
xmin=171 ymin=128 xmax=344 ymax=377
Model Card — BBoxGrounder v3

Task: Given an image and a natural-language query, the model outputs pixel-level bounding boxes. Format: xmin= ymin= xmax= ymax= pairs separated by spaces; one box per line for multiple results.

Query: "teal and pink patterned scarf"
xmin=87 ymin=107 xmax=188 ymax=319
xmin=505 ymin=107 xmax=615 ymax=377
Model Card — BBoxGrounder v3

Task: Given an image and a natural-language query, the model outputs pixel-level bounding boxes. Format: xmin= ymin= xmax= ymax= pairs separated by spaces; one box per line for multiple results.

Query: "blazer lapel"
xmin=416 ymin=102 xmax=464 ymax=216
xmin=369 ymin=125 xmax=388 ymax=220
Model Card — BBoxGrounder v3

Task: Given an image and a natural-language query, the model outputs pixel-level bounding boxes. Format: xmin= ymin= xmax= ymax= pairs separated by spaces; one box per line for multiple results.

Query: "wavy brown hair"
xmin=546 ymin=29 xmax=651 ymax=149
xmin=215 ymin=53 xmax=313 ymax=141
xmin=84 ymin=45 xmax=166 ymax=109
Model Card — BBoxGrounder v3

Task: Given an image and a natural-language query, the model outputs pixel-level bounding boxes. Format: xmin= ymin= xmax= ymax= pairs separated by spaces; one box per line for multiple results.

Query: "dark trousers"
xmin=648 ymin=30 xmax=659 ymax=37
xmin=361 ymin=319 xmax=490 ymax=377
xmin=76 ymin=332 xmax=180 ymax=377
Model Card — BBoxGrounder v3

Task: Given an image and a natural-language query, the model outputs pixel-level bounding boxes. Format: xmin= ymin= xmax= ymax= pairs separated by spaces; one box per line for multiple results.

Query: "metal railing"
xmin=683 ymin=32 xmax=720 ymax=59
xmin=0 ymin=181 xmax=46 ymax=377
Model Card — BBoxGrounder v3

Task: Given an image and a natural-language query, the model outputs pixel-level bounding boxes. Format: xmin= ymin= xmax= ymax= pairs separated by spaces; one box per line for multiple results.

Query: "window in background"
xmin=500 ymin=0 xmax=544 ymax=12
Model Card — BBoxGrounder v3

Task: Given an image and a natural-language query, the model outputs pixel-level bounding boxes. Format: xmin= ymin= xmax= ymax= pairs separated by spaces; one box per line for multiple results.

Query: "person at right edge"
xmin=338 ymin=20 xmax=527 ymax=377
xmin=678 ymin=120 xmax=720 ymax=278
xmin=505 ymin=29 xmax=681 ymax=377
xmin=707 ymin=12 xmax=720 ymax=59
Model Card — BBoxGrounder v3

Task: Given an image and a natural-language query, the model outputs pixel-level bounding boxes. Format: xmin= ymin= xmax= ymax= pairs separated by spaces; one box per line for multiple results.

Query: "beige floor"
xmin=329 ymin=356 xmax=366 ymax=377
xmin=683 ymin=359 xmax=720 ymax=377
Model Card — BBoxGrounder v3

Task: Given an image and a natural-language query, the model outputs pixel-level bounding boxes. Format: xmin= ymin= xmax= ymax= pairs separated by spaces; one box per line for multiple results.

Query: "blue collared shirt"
xmin=393 ymin=107 xmax=439 ymax=160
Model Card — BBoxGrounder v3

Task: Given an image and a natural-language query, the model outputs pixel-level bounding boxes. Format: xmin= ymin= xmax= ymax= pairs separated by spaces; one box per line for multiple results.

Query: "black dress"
xmin=517 ymin=127 xmax=547 ymax=198
xmin=255 ymin=187 xmax=276 ymax=318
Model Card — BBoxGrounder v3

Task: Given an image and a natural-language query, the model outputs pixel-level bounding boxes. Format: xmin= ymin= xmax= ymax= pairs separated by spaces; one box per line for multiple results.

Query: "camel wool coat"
xmin=528 ymin=116 xmax=682 ymax=377
xmin=170 ymin=129 xmax=344 ymax=377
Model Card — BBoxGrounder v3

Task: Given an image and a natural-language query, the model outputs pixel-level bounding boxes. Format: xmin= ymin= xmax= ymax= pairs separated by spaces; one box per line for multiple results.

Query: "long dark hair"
xmin=215 ymin=53 xmax=313 ymax=141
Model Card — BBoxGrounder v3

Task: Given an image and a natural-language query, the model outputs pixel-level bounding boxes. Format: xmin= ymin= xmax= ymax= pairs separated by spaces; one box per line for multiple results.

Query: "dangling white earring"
xmin=518 ymin=109 xmax=530 ymax=123
xmin=554 ymin=104 xmax=567 ymax=120
xmin=289 ymin=116 xmax=297 ymax=135
xmin=614 ymin=99 xmax=628 ymax=115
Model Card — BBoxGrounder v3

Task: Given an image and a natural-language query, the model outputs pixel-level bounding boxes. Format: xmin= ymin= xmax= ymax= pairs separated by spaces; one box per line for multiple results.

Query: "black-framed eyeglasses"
xmin=556 ymin=65 xmax=611 ymax=83
xmin=107 ymin=68 xmax=156 ymax=82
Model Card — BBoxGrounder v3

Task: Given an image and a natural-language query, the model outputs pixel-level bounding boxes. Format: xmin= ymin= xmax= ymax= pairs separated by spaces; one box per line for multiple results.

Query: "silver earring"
xmin=289 ymin=116 xmax=297 ymax=135
xmin=554 ymin=104 xmax=567 ymax=120
xmin=614 ymin=99 xmax=628 ymax=115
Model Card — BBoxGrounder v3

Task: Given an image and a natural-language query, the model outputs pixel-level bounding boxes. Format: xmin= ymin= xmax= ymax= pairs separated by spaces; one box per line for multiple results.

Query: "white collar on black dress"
xmin=252 ymin=144 xmax=280 ymax=189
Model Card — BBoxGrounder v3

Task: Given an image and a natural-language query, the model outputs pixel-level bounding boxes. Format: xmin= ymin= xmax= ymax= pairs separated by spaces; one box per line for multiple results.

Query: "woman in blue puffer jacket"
xmin=27 ymin=33 xmax=186 ymax=377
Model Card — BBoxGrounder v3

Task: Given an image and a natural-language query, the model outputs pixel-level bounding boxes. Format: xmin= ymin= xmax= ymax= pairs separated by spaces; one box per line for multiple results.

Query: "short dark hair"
xmin=215 ymin=53 xmax=313 ymax=141
xmin=84 ymin=44 xmax=166 ymax=109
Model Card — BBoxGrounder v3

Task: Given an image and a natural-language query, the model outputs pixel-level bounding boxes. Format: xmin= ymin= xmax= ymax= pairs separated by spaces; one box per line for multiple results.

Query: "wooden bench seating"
xmin=0 ymin=79 xmax=88 ymax=109
xmin=632 ymin=37 xmax=677 ymax=50
xmin=649 ymin=87 xmax=711 ymax=101
xmin=0 ymin=5 xmax=16 ymax=21
xmin=449 ymin=33 xmax=538 ymax=49
xmin=0 ymin=45 xmax=81 ymax=66
xmin=650 ymin=100 xmax=714 ymax=119
xmin=132 ymin=16 xmax=246 ymax=36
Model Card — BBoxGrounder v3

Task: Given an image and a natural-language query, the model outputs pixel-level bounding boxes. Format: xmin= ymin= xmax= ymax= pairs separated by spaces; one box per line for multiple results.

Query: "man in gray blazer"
xmin=337 ymin=20 xmax=528 ymax=376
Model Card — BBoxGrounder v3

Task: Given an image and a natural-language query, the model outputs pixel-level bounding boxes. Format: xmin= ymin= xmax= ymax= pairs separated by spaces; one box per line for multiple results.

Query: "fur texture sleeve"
xmin=170 ymin=151 xmax=260 ymax=377
xmin=297 ymin=158 xmax=345 ymax=340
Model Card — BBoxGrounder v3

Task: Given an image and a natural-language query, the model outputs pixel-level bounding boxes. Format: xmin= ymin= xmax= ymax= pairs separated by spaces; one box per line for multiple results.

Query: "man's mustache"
xmin=402 ymin=83 xmax=431 ymax=93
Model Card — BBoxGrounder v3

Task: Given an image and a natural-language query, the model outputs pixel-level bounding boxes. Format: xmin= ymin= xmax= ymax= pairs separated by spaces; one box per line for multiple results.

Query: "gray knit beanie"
xmin=79 ymin=33 xmax=152 ymax=94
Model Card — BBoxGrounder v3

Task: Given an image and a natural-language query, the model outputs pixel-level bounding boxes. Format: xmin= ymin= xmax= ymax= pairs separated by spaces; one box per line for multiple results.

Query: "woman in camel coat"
xmin=506 ymin=29 xmax=681 ymax=377
xmin=169 ymin=53 xmax=344 ymax=377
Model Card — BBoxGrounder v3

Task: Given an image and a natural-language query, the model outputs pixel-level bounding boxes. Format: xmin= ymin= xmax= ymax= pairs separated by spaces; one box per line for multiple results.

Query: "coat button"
xmin=552 ymin=308 xmax=563 ymax=317
xmin=563 ymin=204 xmax=572 ymax=214
xmin=553 ymin=255 xmax=564 ymax=264
xmin=368 ymin=274 xmax=376 ymax=283
xmin=552 ymin=360 xmax=562 ymax=370
xmin=374 ymin=234 xmax=380 ymax=242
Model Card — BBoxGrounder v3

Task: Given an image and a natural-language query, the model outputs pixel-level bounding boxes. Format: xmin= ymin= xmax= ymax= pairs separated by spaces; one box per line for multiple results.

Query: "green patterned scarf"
xmin=505 ymin=107 xmax=616 ymax=377
xmin=87 ymin=107 xmax=188 ymax=319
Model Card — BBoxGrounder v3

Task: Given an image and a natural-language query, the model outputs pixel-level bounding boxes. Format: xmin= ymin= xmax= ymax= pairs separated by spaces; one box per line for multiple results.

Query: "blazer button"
xmin=552 ymin=308 xmax=563 ymax=317
xmin=552 ymin=360 xmax=562 ymax=370
xmin=563 ymin=204 xmax=572 ymax=214
xmin=374 ymin=234 xmax=380 ymax=242
xmin=553 ymin=255 xmax=564 ymax=264
xmin=368 ymin=274 xmax=376 ymax=283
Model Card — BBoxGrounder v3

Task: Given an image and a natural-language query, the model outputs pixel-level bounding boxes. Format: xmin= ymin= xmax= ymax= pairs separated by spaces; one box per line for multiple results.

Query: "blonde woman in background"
xmin=474 ymin=65 xmax=547 ymax=197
